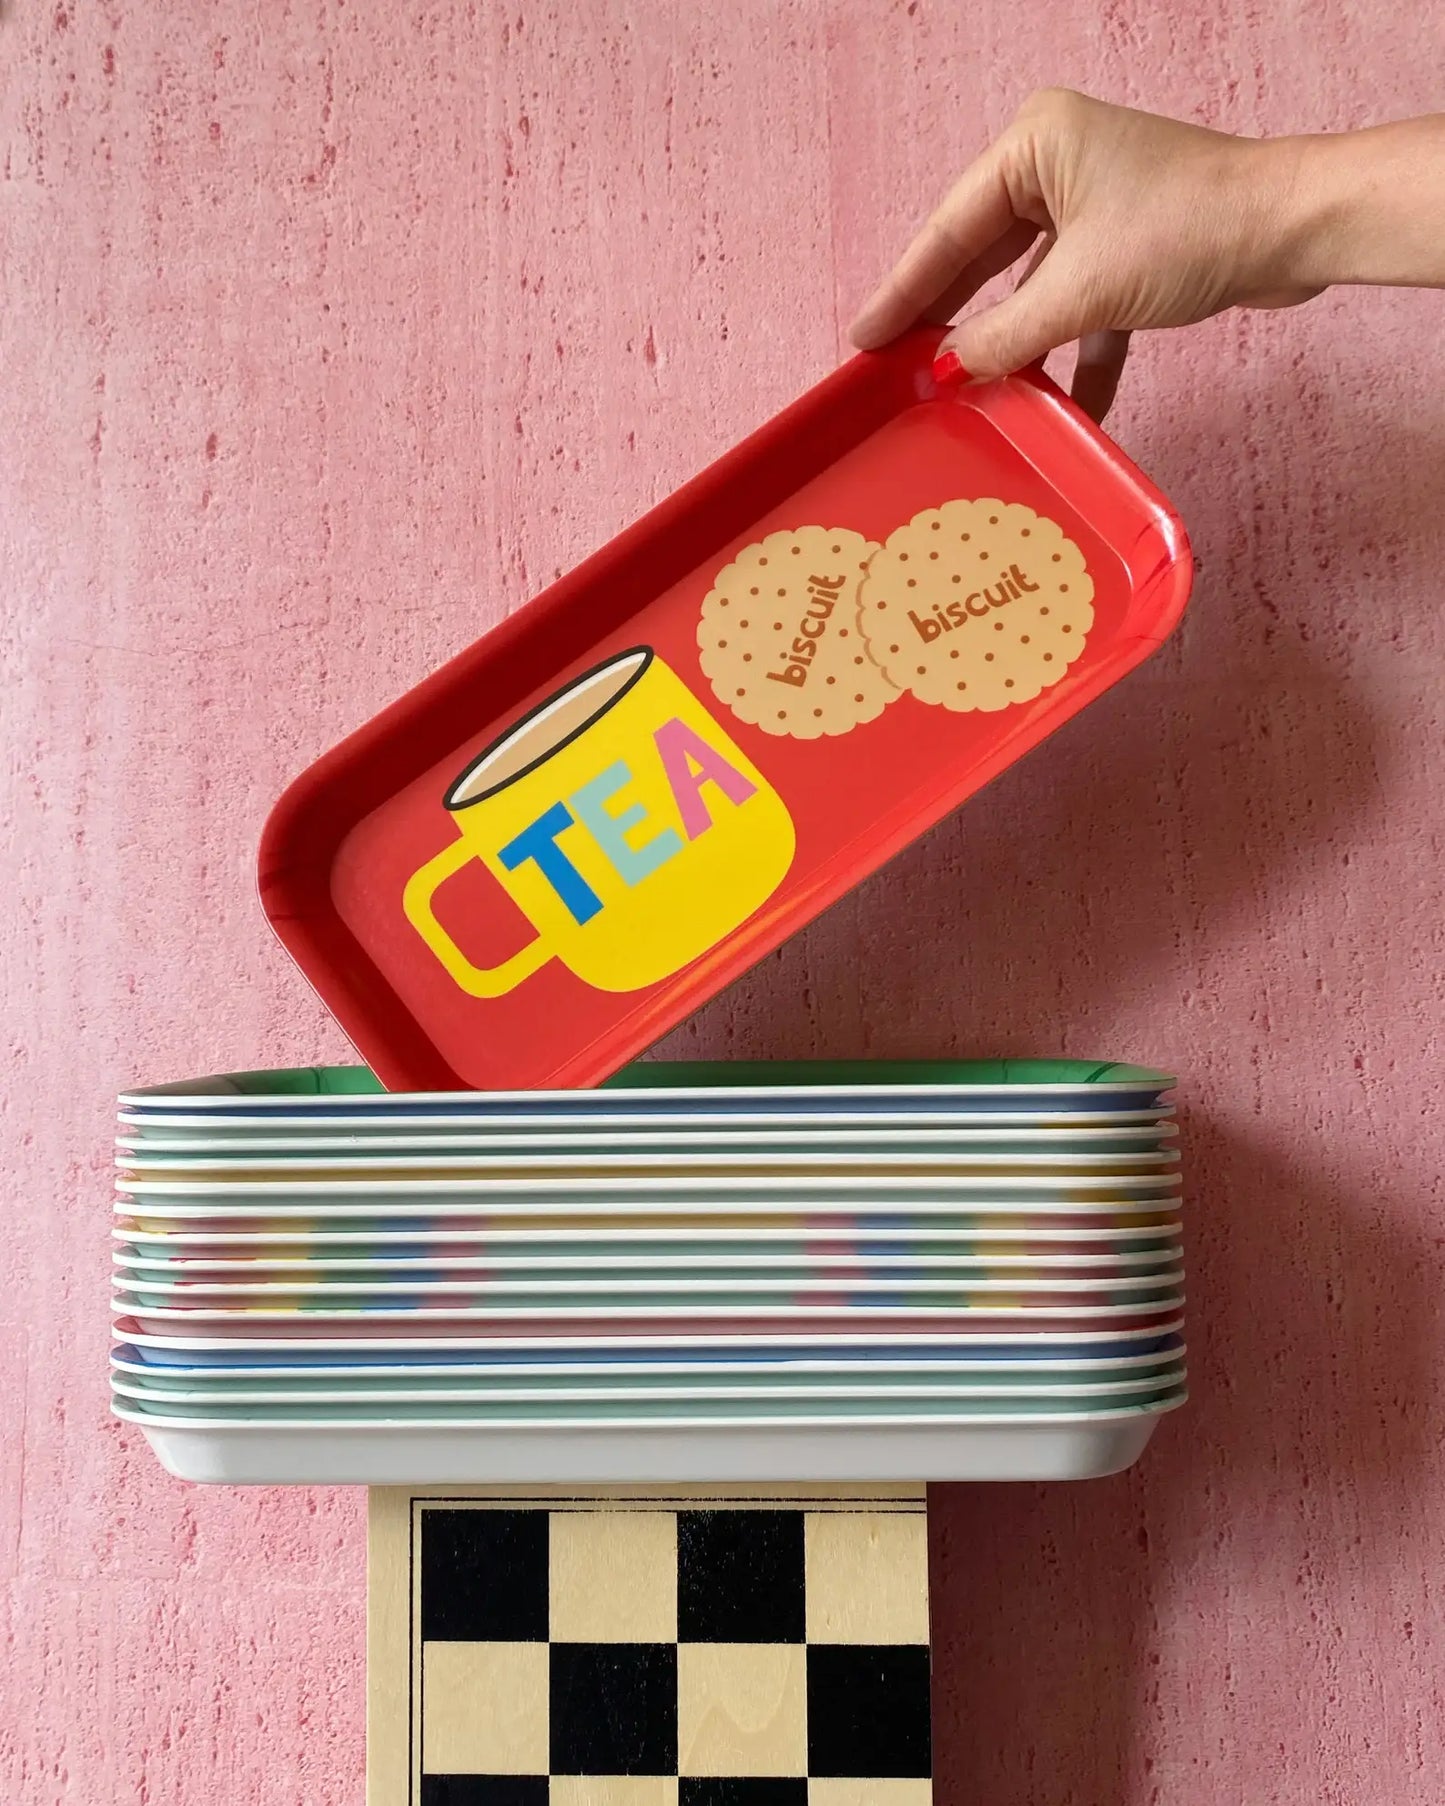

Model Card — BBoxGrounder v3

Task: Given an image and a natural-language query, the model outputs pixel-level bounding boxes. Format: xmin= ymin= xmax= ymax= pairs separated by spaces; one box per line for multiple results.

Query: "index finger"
xmin=849 ymin=145 xmax=1029 ymax=349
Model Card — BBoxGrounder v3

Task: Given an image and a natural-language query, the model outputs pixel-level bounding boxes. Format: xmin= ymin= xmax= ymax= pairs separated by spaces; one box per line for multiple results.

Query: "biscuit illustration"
xmin=858 ymin=499 xmax=1094 ymax=712
xmin=698 ymin=526 xmax=899 ymax=739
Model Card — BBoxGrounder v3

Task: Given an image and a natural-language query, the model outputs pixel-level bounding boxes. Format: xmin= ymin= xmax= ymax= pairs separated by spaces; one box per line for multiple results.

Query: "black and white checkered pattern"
xmin=413 ymin=1499 xmax=931 ymax=1804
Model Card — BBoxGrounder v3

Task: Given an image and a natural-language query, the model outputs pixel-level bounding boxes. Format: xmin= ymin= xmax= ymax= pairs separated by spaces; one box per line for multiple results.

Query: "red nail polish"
xmin=932 ymin=348 xmax=965 ymax=386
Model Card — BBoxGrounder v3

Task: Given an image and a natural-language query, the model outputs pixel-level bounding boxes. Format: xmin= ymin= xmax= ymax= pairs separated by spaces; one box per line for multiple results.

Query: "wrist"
xmin=1265 ymin=118 xmax=1445 ymax=291
xmin=1243 ymin=133 xmax=1352 ymax=295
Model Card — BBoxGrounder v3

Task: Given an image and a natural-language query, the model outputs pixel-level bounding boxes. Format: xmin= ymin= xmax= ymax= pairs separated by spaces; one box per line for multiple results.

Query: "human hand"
xmin=850 ymin=90 xmax=1323 ymax=420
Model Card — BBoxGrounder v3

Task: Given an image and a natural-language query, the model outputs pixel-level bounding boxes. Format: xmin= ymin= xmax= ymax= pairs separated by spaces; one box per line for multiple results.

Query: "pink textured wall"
xmin=4 ymin=4 xmax=1444 ymax=1800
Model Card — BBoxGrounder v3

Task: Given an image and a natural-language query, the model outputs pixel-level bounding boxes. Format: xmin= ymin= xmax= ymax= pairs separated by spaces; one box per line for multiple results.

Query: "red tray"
xmin=260 ymin=328 xmax=1190 ymax=1091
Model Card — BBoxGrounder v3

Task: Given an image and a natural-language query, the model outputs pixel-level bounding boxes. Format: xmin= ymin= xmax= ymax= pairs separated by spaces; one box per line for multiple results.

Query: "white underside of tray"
xmin=127 ymin=1411 xmax=1171 ymax=1484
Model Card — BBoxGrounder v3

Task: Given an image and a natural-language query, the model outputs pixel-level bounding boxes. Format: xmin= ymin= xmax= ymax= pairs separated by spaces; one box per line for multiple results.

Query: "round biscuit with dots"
xmin=857 ymin=499 xmax=1094 ymax=713
xmin=697 ymin=525 xmax=899 ymax=739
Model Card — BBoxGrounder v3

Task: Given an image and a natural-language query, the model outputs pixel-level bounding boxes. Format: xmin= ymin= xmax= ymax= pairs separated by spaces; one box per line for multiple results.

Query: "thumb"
xmin=941 ymin=248 xmax=1095 ymax=379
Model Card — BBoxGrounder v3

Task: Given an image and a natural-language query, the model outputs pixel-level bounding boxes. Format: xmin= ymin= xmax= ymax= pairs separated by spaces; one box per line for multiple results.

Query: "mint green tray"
xmin=116 ymin=1384 xmax=1188 ymax=1425
xmin=122 ymin=1058 xmax=1175 ymax=1107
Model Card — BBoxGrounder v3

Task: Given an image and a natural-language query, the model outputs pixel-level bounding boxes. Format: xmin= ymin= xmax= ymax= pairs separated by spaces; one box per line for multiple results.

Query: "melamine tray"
xmin=122 ymin=1059 xmax=1177 ymax=1110
xmin=115 ymin=1153 xmax=1179 ymax=1182
xmin=116 ymin=1126 xmax=1178 ymax=1158
xmin=115 ymin=1273 xmax=1182 ymax=1305
xmin=116 ymin=1208 xmax=1184 ymax=1239
xmin=110 ymin=1344 xmax=1187 ymax=1385
xmin=113 ymin=1244 xmax=1184 ymax=1275
xmin=116 ymin=1171 xmax=1183 ymax=1200
xmin=118 ymin=1105 xmax=1177 ymax=1134
xmin=115 ymin=1302 xmax=1186 ymax=1340
xmin=115 ymin=1397 xmax=1187 ymax=1482
xmin=115 ymin=1383 xmax=1187 ymax=1424
xmin=113 ymin=1319 xmax=1185 ymax=1363
xmin=114 ymin=1383 xmax=1187 ymax=1417
xmin=113 ymin=1219 xmax=1183 ymax=1249
xmin=258 ymin=335 xmax=1190 ymax=1092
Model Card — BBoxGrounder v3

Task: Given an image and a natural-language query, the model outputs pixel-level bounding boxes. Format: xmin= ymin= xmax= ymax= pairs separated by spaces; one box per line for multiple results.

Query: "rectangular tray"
xmin=115 ymin=1405 xmax=1182 ymax=1483
xmin=114 ymin=1172 xmax=1184 ymax=1198
xmin=114 ymin=1151 xmax=1178 ymax=1178
xmin=119 ymin=1059 xmax=1177 ymax=1116
xmin=113 ymin=1246 xmax=1184 ymax=1275
xmin=116 ymin=1386 xmax=1190 ymax=1418
xmin=115 ymin=1386 xmax=1187 ymax=1425
xmin=109 ymin=1341 xmax=1187 ymax=1379
xmin=111 ymin=1320 xmax=1186 ymax=1362
xmin=111 ymin=1224 xmax=1184 ymax=1252
xmin=259 ymin=335 xmax=1190 ymax=1090
xmin=116 ymin=1126 xmax=1177 ymax=1155
xmin=115 ymin=1301 xmax=1186 ymax=1339
xmin=115 ymin=1274 xmax=1182 ymax=1303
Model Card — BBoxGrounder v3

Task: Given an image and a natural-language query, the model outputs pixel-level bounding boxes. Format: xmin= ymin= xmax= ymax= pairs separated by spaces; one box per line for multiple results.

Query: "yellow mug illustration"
xmin=403 ymin=648 xmax=797 ymax=997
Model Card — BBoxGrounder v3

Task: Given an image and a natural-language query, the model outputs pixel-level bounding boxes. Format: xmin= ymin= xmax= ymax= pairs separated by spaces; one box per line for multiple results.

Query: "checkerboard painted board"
xmin=369 ymin=1485 xmax=932 ymax=1805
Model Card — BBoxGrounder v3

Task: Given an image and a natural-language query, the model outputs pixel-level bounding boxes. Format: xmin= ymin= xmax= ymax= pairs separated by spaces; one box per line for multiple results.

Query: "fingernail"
xmin=932 ymin=348 xmax=965 ymax=386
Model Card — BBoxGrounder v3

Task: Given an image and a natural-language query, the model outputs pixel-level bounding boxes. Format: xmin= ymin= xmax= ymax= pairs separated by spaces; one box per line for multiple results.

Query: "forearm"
xmin=1272 ymin=115 xmax=1445 ymax=291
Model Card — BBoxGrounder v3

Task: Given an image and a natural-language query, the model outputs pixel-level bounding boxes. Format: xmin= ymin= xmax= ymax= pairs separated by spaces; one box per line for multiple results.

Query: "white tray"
xmin=114 ymin=1182 xmax=1183 ymax=1213
xmin=114 ymin=1149 xmax=1180 ymax=1178
xmin=111 ymin=1315 xmax=1185 ymax=1361
xmin=115 ymin=1294 xmax=1185 ymax=1329
xmin=120 ymin=1072 xmax=1174 ymax=1110
xmin=120 ymin=1107 xmax=1176 ymax=1138
xmin=112 ymin=1219 xmax=1184 ymax=1248
xmin=113 ymin=1245 xmax=1184 ymax=1275
xmin=115 ymin=1397 xmax=1183 ymax=1482
xmin=114 ymin=1268 xmax=1181 ymax=1297
xmin=111 ymin=1371 xmax=1186 ymax=1407
xmin=117 ymin=1123 xmax=1179 ymax=1155
xmin=109 ymin=1343 xmax=1187 ymax=1383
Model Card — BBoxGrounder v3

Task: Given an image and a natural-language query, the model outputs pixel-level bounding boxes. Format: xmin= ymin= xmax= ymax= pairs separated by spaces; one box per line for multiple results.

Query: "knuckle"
xmin=1016 ymin=86 xmax=1087 ymax=129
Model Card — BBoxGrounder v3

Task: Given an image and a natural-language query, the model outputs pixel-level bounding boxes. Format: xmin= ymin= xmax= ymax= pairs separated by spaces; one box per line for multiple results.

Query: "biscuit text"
xmin=766 ymin=571 xmax=848 ymax=687
xmin=908 ymin=563 xmax=1039 ymax=643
